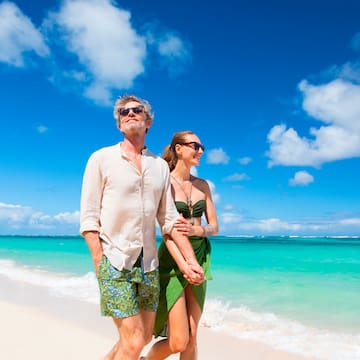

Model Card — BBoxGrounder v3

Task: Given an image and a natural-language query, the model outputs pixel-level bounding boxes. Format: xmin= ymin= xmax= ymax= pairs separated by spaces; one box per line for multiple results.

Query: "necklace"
xmin=170 ymin=174 xmax=194 ymax=224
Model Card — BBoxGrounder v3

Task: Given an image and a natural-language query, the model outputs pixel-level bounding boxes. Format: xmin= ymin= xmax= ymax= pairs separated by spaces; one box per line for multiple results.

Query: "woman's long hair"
xmin=163 ymin=130 xmax=195 ymax=171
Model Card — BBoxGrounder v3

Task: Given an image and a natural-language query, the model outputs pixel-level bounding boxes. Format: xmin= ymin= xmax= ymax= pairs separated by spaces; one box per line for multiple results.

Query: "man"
xmin=80 ymin=94 xmax=204 ymax=360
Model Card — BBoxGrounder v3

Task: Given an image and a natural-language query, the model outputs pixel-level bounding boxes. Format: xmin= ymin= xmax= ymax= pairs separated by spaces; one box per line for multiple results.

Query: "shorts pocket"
xmin=97 ymin=255 xmax=107 ymax=278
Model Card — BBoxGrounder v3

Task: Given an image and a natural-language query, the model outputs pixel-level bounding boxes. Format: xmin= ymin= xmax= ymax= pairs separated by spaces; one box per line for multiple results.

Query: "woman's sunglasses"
xmin=180 ymin=142 xmax=205 ymax=152
xmin=118 ymin=106 xmax=144 ymax=117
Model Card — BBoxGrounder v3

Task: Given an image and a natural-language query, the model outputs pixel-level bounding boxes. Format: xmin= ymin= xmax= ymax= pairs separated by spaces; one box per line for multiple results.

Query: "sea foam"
xmin=202 ymin=298 xmax=360 ymax=360
xmin=0 ymin=259 xmax=99 ymax=304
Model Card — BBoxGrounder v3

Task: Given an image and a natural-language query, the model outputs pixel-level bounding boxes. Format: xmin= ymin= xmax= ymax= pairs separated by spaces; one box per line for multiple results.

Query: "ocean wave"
xmin=0 ymin=259 xmax=99 ymax=304
xmin=202 ymin=298 xmax=360 ymax=360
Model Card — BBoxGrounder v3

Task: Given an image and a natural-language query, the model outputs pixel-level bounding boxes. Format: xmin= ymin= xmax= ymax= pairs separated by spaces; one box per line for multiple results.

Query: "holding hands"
xmin=182 ymin=258 xmax=205 ymax=285
xmin=171 ymin=215 xmax=205 ymax=285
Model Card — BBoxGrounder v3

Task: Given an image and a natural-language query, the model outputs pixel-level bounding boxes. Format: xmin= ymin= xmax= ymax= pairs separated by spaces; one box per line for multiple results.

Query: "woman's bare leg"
xmin=145 ymin=290 xmax=189 ymax=360
xmin=179 ymin=286 xmax=202 ymax=360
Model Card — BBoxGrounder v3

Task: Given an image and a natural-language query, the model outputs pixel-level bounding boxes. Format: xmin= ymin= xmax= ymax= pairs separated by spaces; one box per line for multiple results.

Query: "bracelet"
xmin=202 ymin=224 xmax=214 ymax=236
xmin=201 ymin=226 xmax=206 ymax=236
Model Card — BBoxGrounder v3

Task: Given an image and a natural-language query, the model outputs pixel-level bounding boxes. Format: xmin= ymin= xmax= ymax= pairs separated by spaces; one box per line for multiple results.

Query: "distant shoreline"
xmin=1 ymin=234 xmax=359 ymax=238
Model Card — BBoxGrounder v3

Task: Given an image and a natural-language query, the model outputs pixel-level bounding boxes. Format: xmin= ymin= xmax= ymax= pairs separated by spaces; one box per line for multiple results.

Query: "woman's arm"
xmin=196 ymin=178 xmax=219 ymax=236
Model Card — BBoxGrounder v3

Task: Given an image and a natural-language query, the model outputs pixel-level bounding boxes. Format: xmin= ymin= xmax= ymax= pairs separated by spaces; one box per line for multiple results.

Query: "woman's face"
xmin=176 ymin=134 xmax=205 ymax=167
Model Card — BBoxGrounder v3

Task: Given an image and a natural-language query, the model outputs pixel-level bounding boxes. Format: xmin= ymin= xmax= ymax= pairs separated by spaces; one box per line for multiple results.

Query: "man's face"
xmin=118 ymin=101 xmax=151 ymax=135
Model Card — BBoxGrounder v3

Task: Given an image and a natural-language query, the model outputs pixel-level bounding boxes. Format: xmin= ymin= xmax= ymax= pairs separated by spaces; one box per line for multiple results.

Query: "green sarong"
xmin=154 ymin=235 xmax=212 ymax=337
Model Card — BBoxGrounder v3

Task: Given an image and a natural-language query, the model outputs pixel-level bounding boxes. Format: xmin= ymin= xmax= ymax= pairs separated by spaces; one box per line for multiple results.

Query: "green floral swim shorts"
xmin=97 ymin=255 xmax=160 ymax=318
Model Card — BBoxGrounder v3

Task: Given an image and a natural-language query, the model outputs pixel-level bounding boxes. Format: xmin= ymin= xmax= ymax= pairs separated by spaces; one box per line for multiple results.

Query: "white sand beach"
xmin=0 ymin=275 xmax=316 ymax=360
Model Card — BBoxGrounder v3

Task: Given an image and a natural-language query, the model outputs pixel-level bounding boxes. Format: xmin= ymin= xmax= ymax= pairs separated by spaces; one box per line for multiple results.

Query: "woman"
xmin=143 ymin=130 xmax=218 ymax=360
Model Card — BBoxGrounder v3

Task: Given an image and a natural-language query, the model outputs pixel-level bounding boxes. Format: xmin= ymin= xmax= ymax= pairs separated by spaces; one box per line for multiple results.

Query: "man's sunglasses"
xmin=118 ymin=106 xmax=144 ymax=117
xmin=180 ymin=142 xmax=205 ymax=152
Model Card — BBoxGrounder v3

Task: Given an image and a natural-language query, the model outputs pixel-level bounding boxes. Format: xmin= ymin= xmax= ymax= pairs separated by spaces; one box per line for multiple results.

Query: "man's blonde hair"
xmin=113 ymin=94 xmax=154 ymax=127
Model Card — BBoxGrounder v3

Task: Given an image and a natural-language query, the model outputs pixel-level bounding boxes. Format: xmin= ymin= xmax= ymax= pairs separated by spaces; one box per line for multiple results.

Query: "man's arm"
xmin=169 ymin=217 xmax=205 ymax=284
xmin=168 ymin=216 xmax=198 ymax=261
xmin=83 ymin=231 xmax=103 ymax=275
xmin=80 ymin=152 xmax=104 ymax=274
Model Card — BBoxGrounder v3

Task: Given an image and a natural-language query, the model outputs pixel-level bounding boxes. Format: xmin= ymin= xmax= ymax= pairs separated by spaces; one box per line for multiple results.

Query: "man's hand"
xmin=93 ymin=254 xmax=103 ymax=276
xmin=83 ymin=231 xmax=103 ymax=276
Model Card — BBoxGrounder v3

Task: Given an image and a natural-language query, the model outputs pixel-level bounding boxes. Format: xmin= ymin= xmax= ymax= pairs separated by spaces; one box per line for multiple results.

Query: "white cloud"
xmin=2 ymin=200 xmax=360 ymax=236
xmin=218 ymin=211 xmax=360 ymax=235
xmin=300 ymin=79 xmax=360 ymax=132
xmin=289 ymin=170 xmax=314 ymax=186
xmin=0 ymin=202 xmax=33 ymax=223
xmin=220 ymin=212 xmax=243 ymax=225
xmin=44 ymin=0 xmax=194 ymax=103
xmin=206 ymin=148 xmax=230 ymax=164
xmin=0 ymin=202 xmax=79 ymax=235
xmin=157 ymin=34 xmax=189 ymax=59
xmin=223 ymin=172 xmax=250 ymax=182
xmin=0 ymin=1 xmax=49 ymax=67
xmin=156 ymin=33 xmax=191 ymax=76
xmin=44 ymin=0 xmax=146 ymax=104
xmin=267 ymin=78 xmax=360 ymax=167
xmin=223 ymin=204 xmax=235 ymax=211
xmin=335 ymin=61 xmax=360 ymax=85
xmin=144 ymin=21 xmax=191 ymax=77
xmin=44 ymin=0 xmax=193 ymax=104
xmin=238 ymin=157 xmax=252 ymax=165
xmin=54 ymin=211 xmax=80 ymax=223
xmin=1 ymin=1 xmax=192 ymax=104
xmin=37 ymin=125 xmax=48 ymax=133
xmin=241 ymin=218 xmax=303 ymax=232
xmin=339 ymin=218 xmax=360 ymax=226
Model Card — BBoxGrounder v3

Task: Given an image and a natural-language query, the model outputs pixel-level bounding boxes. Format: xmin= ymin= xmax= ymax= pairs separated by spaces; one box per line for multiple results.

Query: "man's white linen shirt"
xmin=80 ymin=143 xmax=179 ymax=272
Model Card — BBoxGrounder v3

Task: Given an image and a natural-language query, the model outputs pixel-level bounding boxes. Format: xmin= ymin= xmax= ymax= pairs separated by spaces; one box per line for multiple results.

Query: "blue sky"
xmin=1 ymin=0 xmax=360 ymax=236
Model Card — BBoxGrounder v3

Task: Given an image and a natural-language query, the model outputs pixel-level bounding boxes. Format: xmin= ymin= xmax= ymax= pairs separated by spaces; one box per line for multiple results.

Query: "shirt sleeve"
xmin=79 ymin=152 xmax=104 ymax=235
xmin=157 ymin=163 xmax=179 ymax=235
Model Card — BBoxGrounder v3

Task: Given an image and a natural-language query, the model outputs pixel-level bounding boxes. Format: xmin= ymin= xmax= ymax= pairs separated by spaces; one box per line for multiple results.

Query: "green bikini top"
xmin=174 ymin=199 xmax=206 ymax=219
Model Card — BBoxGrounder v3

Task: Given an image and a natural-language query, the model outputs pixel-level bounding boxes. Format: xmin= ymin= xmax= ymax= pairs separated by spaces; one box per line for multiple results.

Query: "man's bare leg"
xmin=105 ymin=310 xmax=155 ymax=360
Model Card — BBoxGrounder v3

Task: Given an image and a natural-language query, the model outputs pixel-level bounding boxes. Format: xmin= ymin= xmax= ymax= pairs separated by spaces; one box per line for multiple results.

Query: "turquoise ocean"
xmin=0 ymin=235 xmax=359 ymax=359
